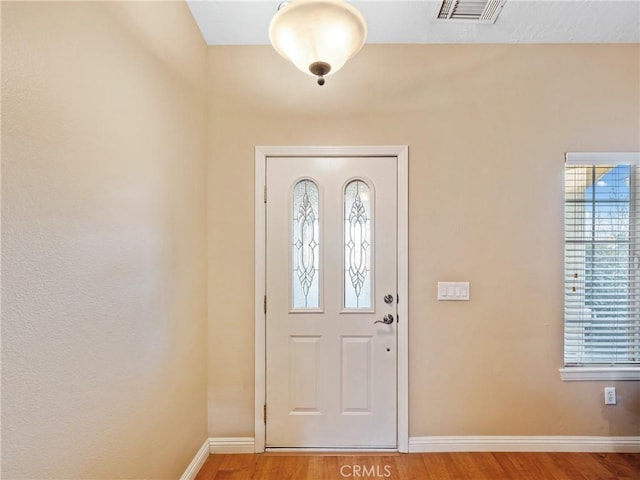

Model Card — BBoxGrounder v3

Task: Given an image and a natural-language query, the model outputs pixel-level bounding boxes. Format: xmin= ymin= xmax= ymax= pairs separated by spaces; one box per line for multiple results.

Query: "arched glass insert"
xmin=292 ymin=179 xmax=320 ymax=309
xmin=344 ymin=180 xmax=372 ymax=309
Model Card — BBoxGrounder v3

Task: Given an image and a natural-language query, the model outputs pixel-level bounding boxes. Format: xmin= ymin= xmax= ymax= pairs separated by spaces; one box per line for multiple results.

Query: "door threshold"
xmin=265 ymin=447 xmax=399 ymax=454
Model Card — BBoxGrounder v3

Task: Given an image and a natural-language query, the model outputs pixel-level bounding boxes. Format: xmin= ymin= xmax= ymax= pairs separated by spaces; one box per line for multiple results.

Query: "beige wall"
xmin=2 ymin=3 xmax=639 ymax=476
xmin=2 ymin=2 xmax=208 ymax=478
xmin=207 ymin=44 xmax=640 ymax=438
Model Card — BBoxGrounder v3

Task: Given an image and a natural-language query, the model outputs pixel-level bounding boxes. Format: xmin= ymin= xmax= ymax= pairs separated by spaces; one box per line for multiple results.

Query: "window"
xmin=562 ymin=152 xmax=640 ymax=381
xmin=344 ymin=179 xmax=373 ymax=310
xmin=292 ymin=179 xmax=321 ymax=310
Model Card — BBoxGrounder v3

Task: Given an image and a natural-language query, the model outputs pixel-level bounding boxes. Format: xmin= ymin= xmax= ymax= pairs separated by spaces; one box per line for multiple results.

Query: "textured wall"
xmin=206 ymin=44 xmax=640 ymax=438
xmin=2 ymin=2 xmax=208 ymax=478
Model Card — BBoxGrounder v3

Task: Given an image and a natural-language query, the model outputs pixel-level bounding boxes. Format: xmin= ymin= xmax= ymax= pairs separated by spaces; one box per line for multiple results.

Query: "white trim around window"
xmin=566 ymin=152 xmax=640 ymax=165
xmin=562 ymin=151 xmax=640 ymax=382
xmin=559 ymin=366 xmax=640 ymax=381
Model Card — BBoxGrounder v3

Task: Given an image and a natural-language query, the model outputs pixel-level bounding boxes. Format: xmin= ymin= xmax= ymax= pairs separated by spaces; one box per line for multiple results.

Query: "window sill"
xmin=559 ymin=367 xmax=640 ymax=381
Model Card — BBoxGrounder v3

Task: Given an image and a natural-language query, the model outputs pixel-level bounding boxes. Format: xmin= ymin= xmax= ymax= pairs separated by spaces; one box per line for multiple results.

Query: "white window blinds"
xmin=564 ymin=153 xmax=640 ymax=366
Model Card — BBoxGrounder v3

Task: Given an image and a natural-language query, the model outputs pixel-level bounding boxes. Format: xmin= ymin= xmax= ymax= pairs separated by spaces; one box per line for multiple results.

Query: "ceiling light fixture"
xmin=269 ymin=0 xmax=367 ymax=86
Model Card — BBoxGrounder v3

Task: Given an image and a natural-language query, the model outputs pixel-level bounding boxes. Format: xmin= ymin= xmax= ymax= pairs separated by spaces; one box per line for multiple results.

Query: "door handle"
xmin=375 ymin=314 xmax=394 ymax=325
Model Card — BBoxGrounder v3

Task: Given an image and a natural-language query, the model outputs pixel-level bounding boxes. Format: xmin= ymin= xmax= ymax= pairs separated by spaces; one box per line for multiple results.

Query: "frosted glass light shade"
xmin=269 ymin=0 xmax=367 ymax=85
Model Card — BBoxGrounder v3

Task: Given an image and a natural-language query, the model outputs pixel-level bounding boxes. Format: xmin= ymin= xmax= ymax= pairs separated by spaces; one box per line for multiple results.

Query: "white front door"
xmin=265 ymin=156 xmax=398 ymax=448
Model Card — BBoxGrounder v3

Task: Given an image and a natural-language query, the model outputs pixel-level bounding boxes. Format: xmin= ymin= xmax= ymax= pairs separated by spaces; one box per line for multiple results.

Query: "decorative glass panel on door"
xmin=344 ymin=180 xmax=372 ymax=309
xmin=292 ymin=179 xmax=321 ymax=309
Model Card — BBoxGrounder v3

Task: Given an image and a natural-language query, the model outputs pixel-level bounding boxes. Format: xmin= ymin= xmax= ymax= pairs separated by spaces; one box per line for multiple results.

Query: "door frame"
xmin=254 ymin=145 xmax=409 ymax=453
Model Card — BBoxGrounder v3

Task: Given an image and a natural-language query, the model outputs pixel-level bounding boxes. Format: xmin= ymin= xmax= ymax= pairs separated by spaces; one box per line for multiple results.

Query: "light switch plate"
xmin=438 ymin=282 xmax=470 ymax=301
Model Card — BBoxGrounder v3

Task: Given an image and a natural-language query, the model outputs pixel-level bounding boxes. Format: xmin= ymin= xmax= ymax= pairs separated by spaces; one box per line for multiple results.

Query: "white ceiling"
xmin=187 ymin=0 xmax=640 ymax=45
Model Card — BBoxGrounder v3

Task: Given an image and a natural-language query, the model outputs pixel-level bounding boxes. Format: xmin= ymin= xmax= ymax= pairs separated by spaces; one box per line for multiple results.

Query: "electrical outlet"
xmin=604 ymin=387 xmax=616 ymax=405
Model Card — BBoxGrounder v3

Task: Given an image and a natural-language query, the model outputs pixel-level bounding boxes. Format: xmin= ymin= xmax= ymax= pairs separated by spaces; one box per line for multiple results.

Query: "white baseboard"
xmin=182 ymin=433 xmax=639 ymax=477
xmin=409 ymin=436 xmax=640 ymax=453
xmin=179 ymin=439 xmax=210 ymax=480
xmin=209 ymin=437 xmax=256 ymax=454
xmin=180 ymin=437 xmax=256 ymax=479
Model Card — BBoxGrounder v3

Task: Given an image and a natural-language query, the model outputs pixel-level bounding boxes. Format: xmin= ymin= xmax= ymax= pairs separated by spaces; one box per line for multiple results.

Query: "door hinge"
xmin=263 ymin=404 xmax=267 ymax=424
xmin=264 ymin=185 xmax=267 ymax=203
xmin=264 ymin=295 xmax=267 ymax=314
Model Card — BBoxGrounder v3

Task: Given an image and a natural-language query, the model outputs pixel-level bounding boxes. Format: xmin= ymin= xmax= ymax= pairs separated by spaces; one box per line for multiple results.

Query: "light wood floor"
xmin=194 ymin=451 xmax=640 ymax=479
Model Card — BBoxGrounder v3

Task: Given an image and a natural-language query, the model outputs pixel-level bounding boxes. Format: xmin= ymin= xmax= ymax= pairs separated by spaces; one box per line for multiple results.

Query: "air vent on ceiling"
xmin=437 ymin=0 xmax=506 ymax=24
